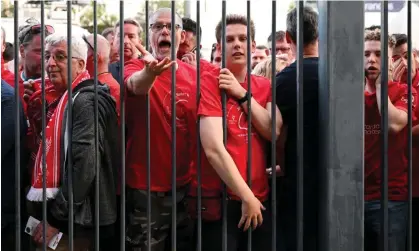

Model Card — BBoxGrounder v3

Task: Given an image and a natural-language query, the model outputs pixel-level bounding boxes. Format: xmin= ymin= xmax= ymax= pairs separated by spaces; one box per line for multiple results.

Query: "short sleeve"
xmin=198 ymin=72 xmax=222 ymax=117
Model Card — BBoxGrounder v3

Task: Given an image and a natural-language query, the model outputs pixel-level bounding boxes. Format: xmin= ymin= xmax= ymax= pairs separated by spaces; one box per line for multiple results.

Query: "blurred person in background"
xmin=267 ymin=30 xmax=294 ymax=62
xmin=251 ymin=45 xmax=269 ymax=69
xmin=3 ymin=42 xmax=14 ymax=65
xmin=210 ymin=42 xmax=221 ymax=67
xmin=102 ymin=27 xmax=115 ymax=43
xmin=178 ymin=17 xmax=217 ymax=73
xmin=18 ymin=18 xmax=55 ymax=113
xmin=1 ymin=26 xmax=15 ymax=86
xmin=109 ymin=18 xmax=143 ymax=84
xmin=84 ymin=33 xmax=120 ymax=117
xmin=252 ymin=57 xmax=288 ymax=82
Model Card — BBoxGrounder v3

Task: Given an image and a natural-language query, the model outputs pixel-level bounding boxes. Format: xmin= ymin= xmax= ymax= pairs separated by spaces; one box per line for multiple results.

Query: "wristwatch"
xmin=237 ymin=92 xmax=252 ymax=105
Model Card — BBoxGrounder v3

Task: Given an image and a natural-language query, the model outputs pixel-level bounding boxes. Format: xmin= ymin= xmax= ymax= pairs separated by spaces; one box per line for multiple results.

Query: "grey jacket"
xmin=47 ymin=80 xmax=120 ymax=229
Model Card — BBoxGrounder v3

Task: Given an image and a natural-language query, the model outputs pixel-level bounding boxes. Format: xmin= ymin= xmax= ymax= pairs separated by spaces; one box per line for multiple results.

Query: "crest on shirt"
xmin=163 ymin=90 xmax=189 ymax=128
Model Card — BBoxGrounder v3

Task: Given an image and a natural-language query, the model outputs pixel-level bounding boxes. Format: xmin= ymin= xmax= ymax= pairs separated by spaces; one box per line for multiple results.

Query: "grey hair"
xmin=148 ymin=8 xmax=183 ymax=28
xmin=45 ymin=33 xmax=88 ymax=66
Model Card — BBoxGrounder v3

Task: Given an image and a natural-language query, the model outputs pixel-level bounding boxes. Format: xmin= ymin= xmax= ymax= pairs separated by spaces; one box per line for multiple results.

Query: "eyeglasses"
xmin=149 ymin=23 xmax=181 ymax=33
xmin=82 ymin=35 xmax=94 ymax=51
xmin=21 ymin=24 xmax=55 ymax=44
xmin=45 ymin=52 xmax=79 ymax=63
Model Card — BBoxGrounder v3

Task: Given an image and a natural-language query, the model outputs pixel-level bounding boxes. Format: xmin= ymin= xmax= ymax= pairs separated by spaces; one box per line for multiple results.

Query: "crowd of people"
xmin=1 ymin=5 xmax=419 ymax=251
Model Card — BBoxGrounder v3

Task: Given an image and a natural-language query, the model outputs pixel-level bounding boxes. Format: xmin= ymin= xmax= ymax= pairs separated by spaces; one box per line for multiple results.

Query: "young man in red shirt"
xmin=124 ymin=8 xmax=196 ymax=251
xmin=191 ymin=14 xmax=282 ymax=251
xmin=364 ymin=28 xmax=417 ymax=251
xmin=389 ymin=33 xmax=419 ymax=251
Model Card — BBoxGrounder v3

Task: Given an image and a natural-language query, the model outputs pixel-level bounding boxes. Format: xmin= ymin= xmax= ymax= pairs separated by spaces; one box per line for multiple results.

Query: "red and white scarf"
xmin=27 ymin=71 xmax=91 ymax=202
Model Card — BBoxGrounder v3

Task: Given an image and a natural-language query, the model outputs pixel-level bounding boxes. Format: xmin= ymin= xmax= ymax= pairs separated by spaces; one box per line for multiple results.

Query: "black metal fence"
xmin=5 ymin=0 xmax=415 ymax=251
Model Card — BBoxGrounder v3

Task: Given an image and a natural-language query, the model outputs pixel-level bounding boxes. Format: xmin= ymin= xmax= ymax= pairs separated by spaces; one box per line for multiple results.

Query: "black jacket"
xmin=47 ymin=80 xmax=120 ymax=230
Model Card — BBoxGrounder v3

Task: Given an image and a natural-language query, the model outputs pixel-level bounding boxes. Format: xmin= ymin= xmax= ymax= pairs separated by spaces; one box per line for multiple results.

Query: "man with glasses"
xmin=27 ymin=33 xmax=119 ymax=251
xmin=267 ymin=30 xmax=294 ymax=63
xmin=124 ymin=7 xmax=196 ymax=251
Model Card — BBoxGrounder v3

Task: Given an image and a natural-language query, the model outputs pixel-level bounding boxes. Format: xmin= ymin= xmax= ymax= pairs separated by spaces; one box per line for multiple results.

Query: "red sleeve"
xmin=199 ymin=59 xmax=218 ymax=75
xmin=198 ymin=72 xmax=222 ymax=117
xmin=253 ymin=75 xmax=273 ymax=104
xmin=391 ymin=83 xmax=418 ymax=124
xmin=392 ymin=83 xmax=415 ymax=112
xmin=123 ymin=58 xmax=145 ymax=85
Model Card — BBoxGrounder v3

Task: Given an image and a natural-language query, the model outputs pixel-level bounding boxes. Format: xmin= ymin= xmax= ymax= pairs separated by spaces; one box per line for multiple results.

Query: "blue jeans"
xmin=364 ymin=200 xmax=408 ymax=251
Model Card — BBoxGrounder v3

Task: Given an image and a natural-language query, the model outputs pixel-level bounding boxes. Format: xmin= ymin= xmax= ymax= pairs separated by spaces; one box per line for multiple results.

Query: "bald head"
xmin=86 ymin=34 xmax=110 ymax=63
xmin=85 ymin=34 xmax=111 ymax=75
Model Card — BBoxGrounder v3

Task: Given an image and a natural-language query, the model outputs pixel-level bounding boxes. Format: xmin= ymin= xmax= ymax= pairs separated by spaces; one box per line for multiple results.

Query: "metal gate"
xmin=3 ymin=1 xmax=416 ymax=251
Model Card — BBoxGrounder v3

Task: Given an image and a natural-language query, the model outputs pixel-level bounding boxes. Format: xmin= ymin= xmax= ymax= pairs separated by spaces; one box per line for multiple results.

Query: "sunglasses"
xmin=21 ymin=24 xmax=55 ymax=43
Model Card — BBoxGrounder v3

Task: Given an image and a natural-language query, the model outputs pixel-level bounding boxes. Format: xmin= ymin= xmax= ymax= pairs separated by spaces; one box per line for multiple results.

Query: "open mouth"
xmin=158 ymin=40 xmax=172 ymax=52
xmin=367 ymin=66 xmax=379 ymax=71
xmin=232 ymin=52 xmax=243 ymax=57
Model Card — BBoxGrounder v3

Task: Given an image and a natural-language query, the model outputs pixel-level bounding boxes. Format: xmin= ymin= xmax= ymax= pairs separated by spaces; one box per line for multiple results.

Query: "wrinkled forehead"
xmin=46 ymin=41 xmax=67 ymax=53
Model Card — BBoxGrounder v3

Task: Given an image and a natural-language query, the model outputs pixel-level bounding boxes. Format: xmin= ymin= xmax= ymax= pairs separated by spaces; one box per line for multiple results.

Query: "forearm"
xmin=241 ymin=99 xmax=282 ymax=141
xmin=205 ymin=147 xmax=255 ymax=202
xmin=127 ymin=68 xmax=157 ymax=95
xmin=376 ymin=88 xmax=407 ymax=132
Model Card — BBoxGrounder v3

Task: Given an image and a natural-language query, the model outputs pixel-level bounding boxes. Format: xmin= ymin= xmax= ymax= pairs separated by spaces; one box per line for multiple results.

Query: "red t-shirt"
xmin=98 ymin=72 xmax=121 ymax=118
xmin=199 ymin=59 xmax=218 ymax=75
xmin=412 ymin=71 xmax=419 ymax=197
xmin=364 ymin=81 xmax=417 ymax=201
xmin=124 ymin=58 xmax=197 ymax=191
xmin=193 ymin=71 xmax=271 ymax=201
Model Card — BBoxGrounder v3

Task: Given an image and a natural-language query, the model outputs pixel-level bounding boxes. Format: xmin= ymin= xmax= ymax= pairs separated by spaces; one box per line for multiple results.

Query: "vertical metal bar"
xmin=145 ymin=1 xmax=152 ymax=250
xmin=41 ymin=1 xmax=47 ymax=251
xmin=66 ymin=1 xmax=74 ymax=250
xmin=119 ymin=1 xmax=126 ymax=250
xmin=296 ymin=2 xmax=304 ymax=251
xmin=13 ymin=1 xmax=20 ymax=250
xmin=196 ymin=1 xmax=202 ymax=251
xmin=407 ymin=1 xmax=413 ymax=251
xmin=245 ymin=1 xmax=252 ymax=250
xmin=380 ymin=2 xmax=389 ymax=251
xmin=93 ymin=1 xmax=100 ymax=250
xmin=170 ymin=1 xmax=177 ymax=249
xmin=270 ymin=2 xmax=277 ymax=251
xmin=221 ymin=1 xmax=228 ymax=251
xmin=317 ymin=2 xmax=365 ymax=251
